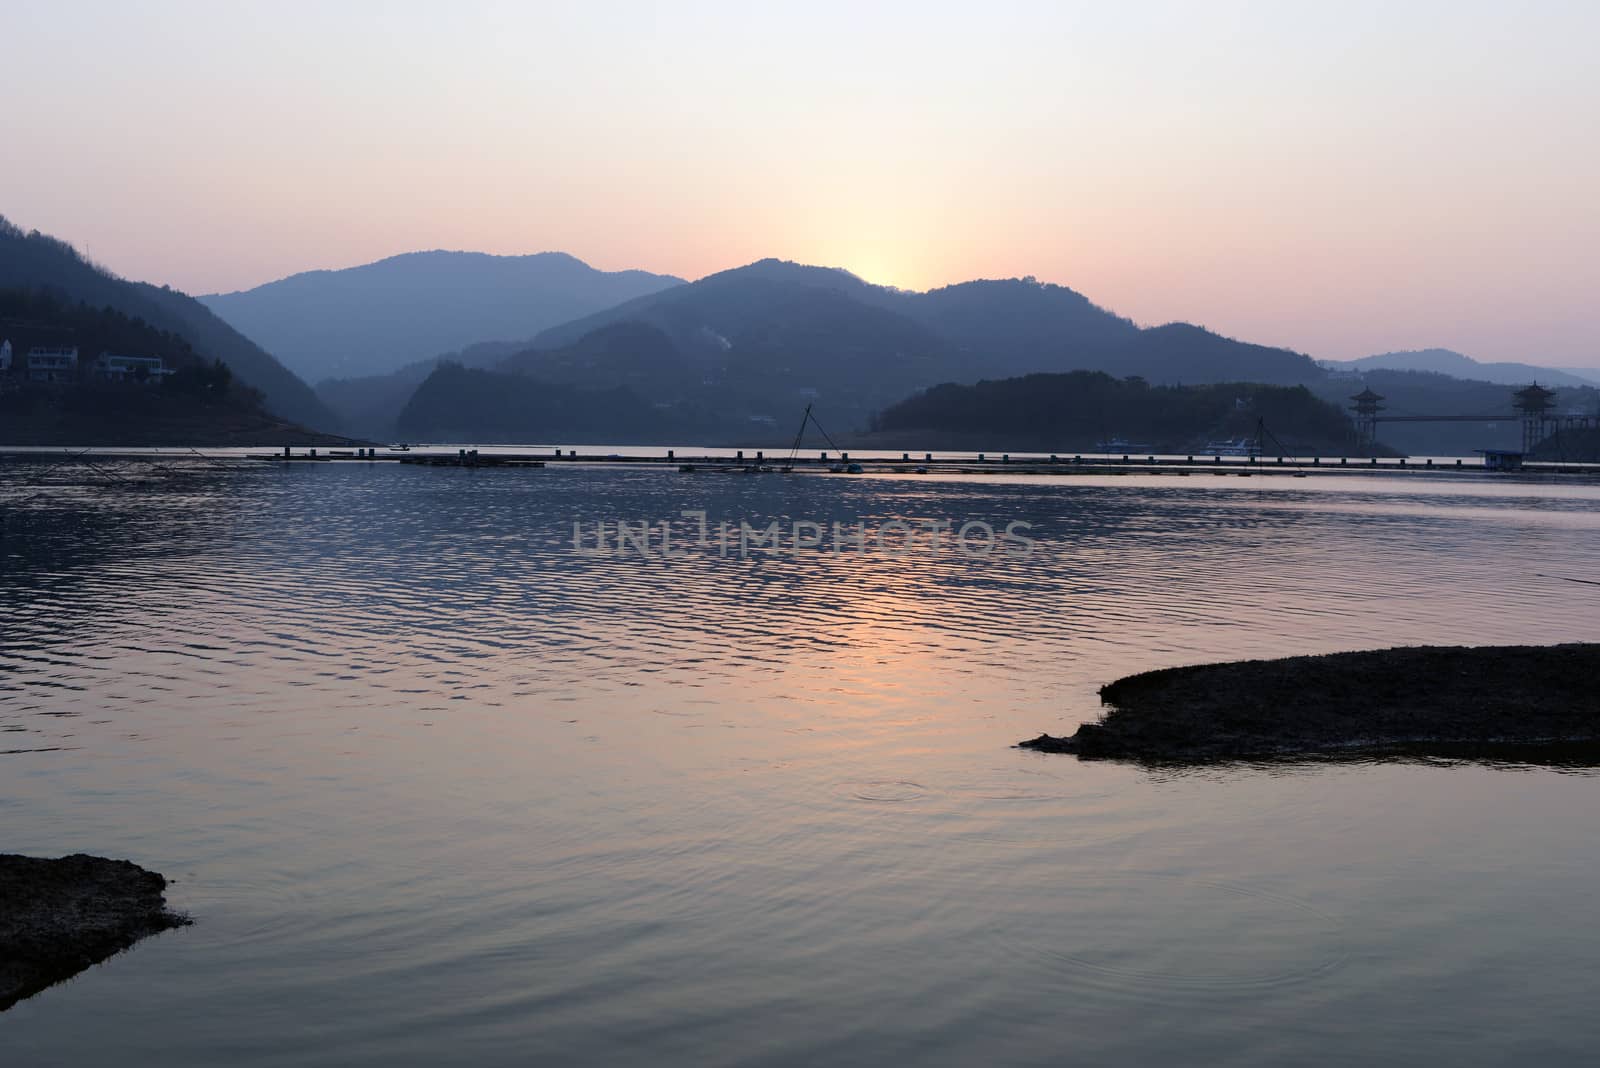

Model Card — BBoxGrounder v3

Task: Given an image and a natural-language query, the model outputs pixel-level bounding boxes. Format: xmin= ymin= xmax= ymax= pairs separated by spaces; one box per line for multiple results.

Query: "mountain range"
xmin=6 ymin=213 xmax=1594 ymax=454
xmin=200 ymin=251 xmax=684 ymax=382
xmin=338 ymin=258 xmax=1332 ymax=442
xmin=521 ymin=258 xmax=1326 ymax=387
xmin=1322 ymin=349 xmax=1600 ymax=389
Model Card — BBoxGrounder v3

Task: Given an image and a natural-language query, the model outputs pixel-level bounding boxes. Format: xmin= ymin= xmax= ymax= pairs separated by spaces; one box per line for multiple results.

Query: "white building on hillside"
xmin=27 ymin=346 xmax=78 ymax=383
xmin=97 ymin=352 xmax=172 ymax=383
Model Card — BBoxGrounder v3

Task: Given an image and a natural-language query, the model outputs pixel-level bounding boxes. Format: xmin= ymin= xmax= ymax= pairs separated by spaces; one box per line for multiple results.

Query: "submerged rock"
xmin=0 ymin=853 xmax=190 ymax=1012
xmin=1021 ymin=644 xmax=1600 ymax=761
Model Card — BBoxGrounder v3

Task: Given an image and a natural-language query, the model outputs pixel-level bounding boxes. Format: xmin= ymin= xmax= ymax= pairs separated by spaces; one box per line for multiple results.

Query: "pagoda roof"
xmin=1513 ymin=382 xmax=1558 ymax=411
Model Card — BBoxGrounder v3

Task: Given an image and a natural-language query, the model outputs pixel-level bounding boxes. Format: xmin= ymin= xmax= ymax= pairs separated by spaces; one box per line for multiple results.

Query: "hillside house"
xmin=27 ymin=346 xmax=78 ymax=383
xmin=97 ymin=352 xmax=172 ymax=383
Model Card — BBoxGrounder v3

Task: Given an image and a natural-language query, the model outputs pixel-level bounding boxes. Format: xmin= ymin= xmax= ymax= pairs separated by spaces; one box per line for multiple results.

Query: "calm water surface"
xmin=2 ymin=460 xmax=1598 ymax=1065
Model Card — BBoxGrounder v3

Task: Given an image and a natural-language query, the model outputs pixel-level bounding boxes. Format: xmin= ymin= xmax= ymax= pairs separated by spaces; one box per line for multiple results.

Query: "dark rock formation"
xmin=1021 ymin=644 xmax=1600 ymax=761
xmin=1 ymin=854 xmax=190 ymax=1011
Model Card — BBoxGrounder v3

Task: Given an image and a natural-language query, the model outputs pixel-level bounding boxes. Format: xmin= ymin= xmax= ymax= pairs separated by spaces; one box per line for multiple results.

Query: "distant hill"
xmin=870 ymin=277 xmax=1141 ymax=375
xmin=514 ymin=261 xmax=960 ymax=430
xmin=0 ymin=288 xmax=343 ymax=445
xmin=0 ymin=216 xmax=334 ymax=430
xmin=869 ymin=372 xmax=1356 ymax=453
xmin=1324 ymin=349 xmax=1599 ymax=389
xmin=395 ymin=324 xmax=730 ymax=444
xmin=1308 ymin=369 xmax=1600 ymax=454
xmin=527 ymin=258 xmax=1321 ymax=387
xmin=437 ymin=258 xmax=1325 ymax=440
xmin=316 ymin=339 xmax=527 ymax=441
xmin=201 ymin=250 xmax=684 ymax=382
xmin=394 ymin=362 xmax=678 ymax=444
xmin=501 ymin=322 xmax=695 ymax=396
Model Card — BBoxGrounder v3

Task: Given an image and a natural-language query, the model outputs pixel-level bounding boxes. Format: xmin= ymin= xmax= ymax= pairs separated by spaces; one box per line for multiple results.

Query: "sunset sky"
xmin=3 ymin=0 xmax=1596 ymax=365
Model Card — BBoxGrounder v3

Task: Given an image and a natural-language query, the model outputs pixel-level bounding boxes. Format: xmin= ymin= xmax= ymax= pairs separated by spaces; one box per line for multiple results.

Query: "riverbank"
xmin=0 ymin=854 xmax=189 ymax=1012
xmin=1021 ymin=644 xmax=1600 ymax=761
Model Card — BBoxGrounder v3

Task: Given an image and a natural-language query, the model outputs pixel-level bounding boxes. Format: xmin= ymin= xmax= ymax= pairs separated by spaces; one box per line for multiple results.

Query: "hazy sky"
xmin=3 ymin=0 xmax=1596 ymax=364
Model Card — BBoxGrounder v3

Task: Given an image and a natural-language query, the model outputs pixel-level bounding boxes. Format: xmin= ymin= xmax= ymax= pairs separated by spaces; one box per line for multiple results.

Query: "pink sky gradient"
xmin=2 ymin=0 xmax=1595 ymax=364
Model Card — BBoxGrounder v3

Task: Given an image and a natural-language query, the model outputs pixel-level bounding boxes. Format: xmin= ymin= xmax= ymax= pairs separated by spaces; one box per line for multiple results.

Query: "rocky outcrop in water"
xmin=1021 ymin=644 xmax=1600 ymax=761
xmin=0 ymin=854 xmax=190 ymax=1011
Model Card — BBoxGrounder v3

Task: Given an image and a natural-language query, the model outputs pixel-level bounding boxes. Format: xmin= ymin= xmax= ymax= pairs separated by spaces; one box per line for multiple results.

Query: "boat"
xmin=1202 ymin=437 xmax=1259 ymax=456
xmin=845 ymin=463 xmax=864 ymax=474
xmin=1095 ymin=437 xmax=1153 ymax=453
xmin=828 ymin=463 xmax=846 ymax=473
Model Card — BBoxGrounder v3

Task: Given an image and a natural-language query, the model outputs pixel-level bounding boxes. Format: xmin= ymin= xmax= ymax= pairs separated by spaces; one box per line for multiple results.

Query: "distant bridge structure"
xmin=1350 ymin=382 xmax=1598 ymax=454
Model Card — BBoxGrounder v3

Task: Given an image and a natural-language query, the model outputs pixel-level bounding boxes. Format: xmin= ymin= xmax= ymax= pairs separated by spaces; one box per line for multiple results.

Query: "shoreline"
xmin=0 ymin=854 xmax=190 ymax=1012
xmin=1021 ymin=644 xmax=1600 ymax=762
xmin=4 ymin=445 xmax=1597 ymax=479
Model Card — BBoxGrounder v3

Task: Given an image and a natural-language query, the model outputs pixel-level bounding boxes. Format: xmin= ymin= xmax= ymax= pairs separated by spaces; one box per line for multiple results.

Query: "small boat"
xmin=828 ymin=463 xmax=846 ymax=473
xmin=678 ymin=463 xmax=698 ymax=473
xmin=845 ymin=463 xmax=864 ymax=474
xmin=389 ymin=444 xmax=412 ymax=452
xmin=914 ymin=466 xmax=929 ymax=474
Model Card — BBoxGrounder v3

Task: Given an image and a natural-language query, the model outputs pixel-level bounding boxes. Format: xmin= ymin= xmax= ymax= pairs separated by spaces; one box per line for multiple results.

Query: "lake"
xmin=3 ymin=458 xmax=1598 ymax=1065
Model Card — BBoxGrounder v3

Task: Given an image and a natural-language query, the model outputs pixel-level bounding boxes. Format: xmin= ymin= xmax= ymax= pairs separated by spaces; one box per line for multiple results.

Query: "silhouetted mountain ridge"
xmin=387 ymin=258 xmax=1328 ymax=442
xmin=202 ymin=250 xmax=685 ymax=381
xmin=0 ymin=216 xmax=333 ymax=429
xmin=1323 ymin=348 xmax=1600 ymax=389
xmin=395 ymin=362 xmax=677 ymax=444
xmin=870 ymin=371 xmax=1355 ymax=453
xmin=525 ymin=259 xmax=1318 ymax=383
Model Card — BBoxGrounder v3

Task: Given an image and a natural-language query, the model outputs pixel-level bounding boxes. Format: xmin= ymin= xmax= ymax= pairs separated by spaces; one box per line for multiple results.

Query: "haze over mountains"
xmin=1322 ymin=349 xmax=1600 ymax=389
xmin=200 ymin=251 xmax=684 ymax=381
xmin=320 ymin=257 xmax=1334 ymax=442
xmin=522 ymin=258 xmax=1327 ymax=387
xmin=6 ymin=212 xmax=1595 ymax=454
xmin=220 ymin=250 xmax=1593 ymax=450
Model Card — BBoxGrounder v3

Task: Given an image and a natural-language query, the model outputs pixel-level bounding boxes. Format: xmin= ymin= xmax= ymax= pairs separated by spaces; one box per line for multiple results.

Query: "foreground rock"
xmin=0 ymin=854 xmax=190 ymax=1011
xmin=1021 ymin=644 xmax=1600 ymax=761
